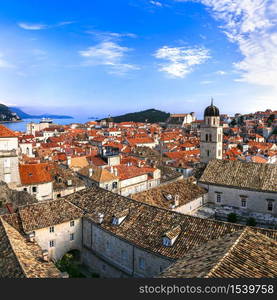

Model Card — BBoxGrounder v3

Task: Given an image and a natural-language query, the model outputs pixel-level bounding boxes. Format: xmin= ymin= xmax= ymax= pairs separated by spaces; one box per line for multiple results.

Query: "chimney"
xmin=98 ymin=213 xmax=104 ymax=224
xmin=89 ymin=168 xmax=93 ymax=177
xmin=67 ymin=156 xmax=71 ymax=167
xmin=28 ymin=232 xmax=35 ymax=243
xmin=61 ymin=272 xmax=69 ymax=278
xmin=42 ymin=249 xmax=49 ymax=262
xmin=110 ymin=166 xmax=114 ymax=174
xmin=174 ymin=195 xmax=179 ymax=207
xmin=114 ymin=168 xmax=118 ymax=177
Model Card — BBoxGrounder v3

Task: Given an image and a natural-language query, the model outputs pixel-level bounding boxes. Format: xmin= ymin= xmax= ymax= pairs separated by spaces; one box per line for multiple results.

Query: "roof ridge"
xmin=0 ymin=217 xmax=27 ymax=277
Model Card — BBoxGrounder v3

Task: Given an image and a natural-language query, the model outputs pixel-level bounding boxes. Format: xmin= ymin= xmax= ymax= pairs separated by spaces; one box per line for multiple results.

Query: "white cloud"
xmin=154 ymin=46 xmax=210 ymax=78
xmin=150 ymin=1 xmax=163 ymax=7
xmin=79 ymin=41 xmax=139 ymax=75
xmin=86 ymin=30 xmax=137 ymax=42
xmin=200 ymin=80 xmax=213 ymax=84
xmin=216 ymin=70 xmax=227 ymax=75
xmin=18 ymin=22 xmax=48 ymax=30
xmin=175 ymin=0 xmax=277 ymax=88
xmin=0 ymin=54 xmax=14 ymax=68
xmin=18 ymin=21 xmax=74 ymax=30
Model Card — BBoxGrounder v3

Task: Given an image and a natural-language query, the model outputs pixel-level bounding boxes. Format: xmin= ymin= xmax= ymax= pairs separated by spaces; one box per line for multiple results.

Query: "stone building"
xmin=0 ymin=185 xmax=277 ymax=278
xmin=16 ymin=163 xmax=54 ymax=201
xmin=0 ymin=125 xmax=21 ymax=186
xmin=50 ymin=164 xmax=86 ymax=199
xmin=16 ymin=199 xmax=83 ymax=261
xmin=166 ymin=113 xmax=196 ymax=128
xmin=198 ymin=159 xmax=277 ymax=217
xmin=200 ymin=100 xmax=223 ymax=163
xmin=0 ymin=217 xmax=62 ymax=278
xmin=26 ymin=118 xmax=53 ymax=135
xmin=131 ymin=178 xmax=207 ymax=215
xmin=159 ymin=228 xmax=277 ymax=278
xmin=78 ymin=165 xmax=119 ymax=192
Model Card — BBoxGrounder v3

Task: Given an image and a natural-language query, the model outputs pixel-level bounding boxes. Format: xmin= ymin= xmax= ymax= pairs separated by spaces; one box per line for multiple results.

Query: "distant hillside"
xmin=0 ymin=104 xmax=21 ymax=121
xmin=9 ymin=107 xmax=73 ymax=119
xmin=97 ymin=109 xmax=170 ymax=123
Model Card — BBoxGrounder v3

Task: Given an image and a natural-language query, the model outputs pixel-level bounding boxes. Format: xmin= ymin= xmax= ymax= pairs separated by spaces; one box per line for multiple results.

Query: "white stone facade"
xmin=17 ymin=181 xmax=53 ymax=201
xmin=30 ymin=218 xmax=82 ymax=261
xmin=199 ymin=183 xmax=277 ymax=216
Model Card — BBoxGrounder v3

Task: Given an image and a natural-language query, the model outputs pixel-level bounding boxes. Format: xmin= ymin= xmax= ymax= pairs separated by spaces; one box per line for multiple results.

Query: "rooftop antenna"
xmin=211 ymin=97 xmax=214 ymax=106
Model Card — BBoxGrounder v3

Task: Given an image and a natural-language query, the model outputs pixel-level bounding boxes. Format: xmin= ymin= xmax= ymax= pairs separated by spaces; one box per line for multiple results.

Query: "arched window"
xmin=206 ymin=134 xmax=209 ymax=141
xmin=207 ymin=150 xmax=210 ymax=157
xmin=209 ymin=134 xmax=212 ymax=142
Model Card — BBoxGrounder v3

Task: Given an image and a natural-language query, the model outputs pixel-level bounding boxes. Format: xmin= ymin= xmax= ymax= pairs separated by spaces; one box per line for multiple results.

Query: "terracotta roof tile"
xmin=19 ymin=163 xmax=52 ymax=185
xmin=0 ymin=125 xmax=18 ymax=137
xmin=0 ymin=218 xmax=61 ymax=278
xmin=18 ymin=199 xmax=83 ymax=232
xmin=132 ymin=179 xmax=206 ymax=209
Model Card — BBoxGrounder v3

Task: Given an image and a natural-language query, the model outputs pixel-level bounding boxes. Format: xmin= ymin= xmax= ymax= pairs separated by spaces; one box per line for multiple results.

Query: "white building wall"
xmin=19 ymin=143 xmax=34 ymax=157
xmin=0 ymin=137 xmax=18 ymax=151
xmin=31 ymin=218 xmax=82 ymax=261
xmin=199 ymin=183 xmax=277 ymax=216
xmin=17 ymin=181 xmax=53 ymax=201
xmin=53 ymin=185 xmax=86 ymax=199
xmin=173 ymin=195 xmax=206 ymax=214
xmin=119 ymin=174 xmax=148 ymax=189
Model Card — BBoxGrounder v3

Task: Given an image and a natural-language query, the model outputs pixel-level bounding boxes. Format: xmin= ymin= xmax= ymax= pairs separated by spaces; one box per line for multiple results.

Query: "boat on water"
xmin=40 ymin=117 xmax=53 ymax=123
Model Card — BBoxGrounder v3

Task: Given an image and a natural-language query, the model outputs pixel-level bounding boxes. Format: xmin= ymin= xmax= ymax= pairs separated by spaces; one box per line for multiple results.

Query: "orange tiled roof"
xmin=109 ymin=164 xmax=156 ymax=180
xmin=0 ymin=125 xmax=18 ymax=137
xmin=127 ymin=137 xmax=155 ymax=146
xmin=19 ymin=163 xmax=52 ymax=185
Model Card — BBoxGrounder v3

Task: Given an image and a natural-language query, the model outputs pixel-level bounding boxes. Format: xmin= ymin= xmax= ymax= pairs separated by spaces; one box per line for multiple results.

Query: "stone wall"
xmin=174 ymin=195 xmax=207 ymax=215
xmin=199 ymin=183 xmax=277 ymax=216
xmin=32 ymin=218 xmax=82 ymax=261
xmin=81 ymin=218 xmax=173 ymax=278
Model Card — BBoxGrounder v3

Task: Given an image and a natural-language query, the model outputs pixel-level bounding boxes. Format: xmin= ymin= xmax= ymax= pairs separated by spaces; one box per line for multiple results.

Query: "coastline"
xmin=0 ymin=120 xmax=23 ymax=124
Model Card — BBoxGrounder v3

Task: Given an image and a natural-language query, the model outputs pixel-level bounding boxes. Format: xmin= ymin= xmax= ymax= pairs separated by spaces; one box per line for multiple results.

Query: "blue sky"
xmin=0 ymin=0 xmax=276 ymax=118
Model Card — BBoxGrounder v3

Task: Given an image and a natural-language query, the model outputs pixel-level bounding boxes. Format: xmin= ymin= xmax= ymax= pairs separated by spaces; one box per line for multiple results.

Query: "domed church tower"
xmin=200 ymin=98 xmax=223 ymax=163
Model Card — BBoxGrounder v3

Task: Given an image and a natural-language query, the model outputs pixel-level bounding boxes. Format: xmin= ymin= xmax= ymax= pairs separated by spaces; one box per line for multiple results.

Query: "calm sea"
xmin=2 ymin=117 xmax=93 ymax=133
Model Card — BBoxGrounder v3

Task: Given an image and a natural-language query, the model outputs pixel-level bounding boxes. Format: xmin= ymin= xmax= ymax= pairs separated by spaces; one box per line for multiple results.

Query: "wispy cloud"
xmin=79 ymin=41 xmax=139 ymax=75
xmin=175 ymin=0 xmax=277 ymax=88
xmin=0 ymin=53 xmax=14 ymax=68
xmin=86 ymin=30 xmax=137 ymax=42
xmin=18 ymin=21 xmax=75 ymax=30
xmin=154 ymin=45 xmax=210 ymax=78
xmin=216 ymin=70 xmax=227 ymax=75
xmin=200 ymin=80 xmax=214 ymax=84
xmin=150 ymin=1 xmax=163 ymax=7
xmin=18 ymin=22 xmax=48 ymax=30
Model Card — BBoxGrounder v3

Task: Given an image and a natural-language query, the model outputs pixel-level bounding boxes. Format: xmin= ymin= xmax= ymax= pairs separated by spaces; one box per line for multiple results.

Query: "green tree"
xmin=55 ymin=252 xmax=85 ymax=278
xmin=267 ymin=114 xmax=275 ymax=127
xmin=246 ymin=217 xmax=257 ymax=227
xmin=238 ymin=115 xmax=244 ymax=126
xmin=230 ymin=119 xmax=237 ymax=127
xmin=227 ymin=212 xmax=238 ymax=223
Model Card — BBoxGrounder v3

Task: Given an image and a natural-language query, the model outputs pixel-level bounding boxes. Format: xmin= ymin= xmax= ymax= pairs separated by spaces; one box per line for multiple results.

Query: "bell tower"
xmin=200 ymin=98 xmax=223 ymax=163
